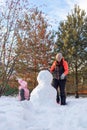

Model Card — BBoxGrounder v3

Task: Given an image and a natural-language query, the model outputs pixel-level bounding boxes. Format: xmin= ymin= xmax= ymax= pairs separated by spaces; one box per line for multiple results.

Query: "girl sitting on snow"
xmin=18 ymin=79 xmax=30 ymax=101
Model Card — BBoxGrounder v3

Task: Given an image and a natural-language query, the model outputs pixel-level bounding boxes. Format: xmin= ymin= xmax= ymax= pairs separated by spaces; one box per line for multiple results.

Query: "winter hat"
xmin=56 ymin=53 xmax=63 ymax=62
xmin=18 ymin=79 xmax=23 ymax=84
xmin=18 ymin=79 xmax=27 ymax=88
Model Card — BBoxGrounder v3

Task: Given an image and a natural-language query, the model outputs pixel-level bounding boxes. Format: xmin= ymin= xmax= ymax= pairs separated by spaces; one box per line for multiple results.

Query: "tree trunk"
xmin=75 ymin=58 xmax=79 ymax=98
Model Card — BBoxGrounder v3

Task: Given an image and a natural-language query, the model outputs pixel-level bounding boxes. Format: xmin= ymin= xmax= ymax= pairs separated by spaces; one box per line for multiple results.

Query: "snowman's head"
xmin=37 ymin=70 xmax=53 ymax=85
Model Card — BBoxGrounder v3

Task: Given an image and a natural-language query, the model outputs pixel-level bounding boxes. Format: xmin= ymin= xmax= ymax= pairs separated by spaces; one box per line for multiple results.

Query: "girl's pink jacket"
xmin=18 ymin=79 xmax=30 ymax=100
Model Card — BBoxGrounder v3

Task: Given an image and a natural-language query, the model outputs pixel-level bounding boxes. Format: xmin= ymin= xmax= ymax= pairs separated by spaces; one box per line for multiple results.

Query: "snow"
xmin=0 ymin=70 xmax=87 ymax=130
xmin=30 ymin=70 xmax=57 ymax=108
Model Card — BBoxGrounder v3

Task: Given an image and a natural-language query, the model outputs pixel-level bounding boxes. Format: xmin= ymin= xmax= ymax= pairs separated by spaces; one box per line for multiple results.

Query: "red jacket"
xmin=50 ymin=58 xmax=69 ymax=76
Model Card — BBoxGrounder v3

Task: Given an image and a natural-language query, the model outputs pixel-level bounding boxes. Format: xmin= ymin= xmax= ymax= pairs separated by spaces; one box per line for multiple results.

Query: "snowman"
xmin=30 ymin=70 xmax=57 ymax=108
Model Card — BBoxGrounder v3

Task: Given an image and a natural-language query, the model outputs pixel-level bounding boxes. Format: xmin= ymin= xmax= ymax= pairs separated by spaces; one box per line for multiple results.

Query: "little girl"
xmin=18 ymin=79 xmax=30 ymax=101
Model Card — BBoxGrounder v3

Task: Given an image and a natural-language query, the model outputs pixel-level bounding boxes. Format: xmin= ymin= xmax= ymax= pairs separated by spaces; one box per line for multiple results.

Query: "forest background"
xmin=0 ymin=0 xmax=87 ymax=98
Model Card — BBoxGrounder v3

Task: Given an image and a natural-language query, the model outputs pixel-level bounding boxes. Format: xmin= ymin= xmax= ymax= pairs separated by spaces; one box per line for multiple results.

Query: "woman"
xmin=50 ymin=53 xmax=69 ymax=105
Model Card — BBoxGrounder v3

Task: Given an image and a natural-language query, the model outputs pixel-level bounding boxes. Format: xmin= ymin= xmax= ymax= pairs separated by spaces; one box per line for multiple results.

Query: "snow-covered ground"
xmin=0 ymin=70 xmax=87 ymax=130
xmin=0 ymin=96 xmax=87 ymax=130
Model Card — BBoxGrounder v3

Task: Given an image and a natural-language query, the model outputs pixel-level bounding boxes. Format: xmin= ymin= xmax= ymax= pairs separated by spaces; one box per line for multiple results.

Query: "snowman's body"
xmin=30 ymin=70 xmax=57 ymax=107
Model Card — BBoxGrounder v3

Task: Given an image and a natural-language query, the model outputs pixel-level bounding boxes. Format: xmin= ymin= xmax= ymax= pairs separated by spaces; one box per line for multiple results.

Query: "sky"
xmin=0 ymin=70 xmax=87 ymax=130
xmin=29 ymin=0 xmax=87 ymax=30
xmin=0 ymin=0 xmax=87 ymax=30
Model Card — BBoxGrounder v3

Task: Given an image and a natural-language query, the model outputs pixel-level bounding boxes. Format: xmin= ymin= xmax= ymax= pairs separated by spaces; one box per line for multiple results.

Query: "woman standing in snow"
xmin=50 ymin=53 xmax=69 ymax=105
xmin=18 ymin=79 xmax=30 ymax=101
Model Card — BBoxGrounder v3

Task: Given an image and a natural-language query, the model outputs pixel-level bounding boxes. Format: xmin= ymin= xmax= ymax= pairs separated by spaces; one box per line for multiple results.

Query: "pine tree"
xmin=55 ymin=5 xmax=87 ymax=97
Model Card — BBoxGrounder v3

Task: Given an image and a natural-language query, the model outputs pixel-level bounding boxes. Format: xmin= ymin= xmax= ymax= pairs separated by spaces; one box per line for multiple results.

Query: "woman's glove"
xmin=60 ymin=73 xmax=65 ymax=80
